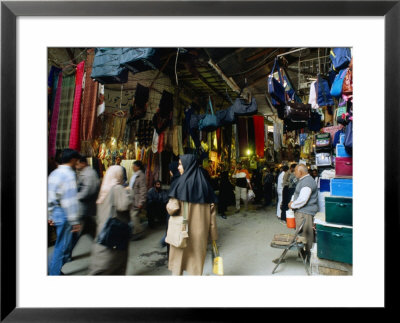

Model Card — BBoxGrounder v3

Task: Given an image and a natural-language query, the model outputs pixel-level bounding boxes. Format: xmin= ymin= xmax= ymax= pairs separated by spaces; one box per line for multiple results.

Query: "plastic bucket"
xmin=286 ymin=209 xmax=296 ymax=229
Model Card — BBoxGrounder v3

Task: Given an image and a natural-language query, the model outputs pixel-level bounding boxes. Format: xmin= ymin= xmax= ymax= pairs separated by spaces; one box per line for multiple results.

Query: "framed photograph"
xmin=1 ymin=0 xmax=397 ymax=320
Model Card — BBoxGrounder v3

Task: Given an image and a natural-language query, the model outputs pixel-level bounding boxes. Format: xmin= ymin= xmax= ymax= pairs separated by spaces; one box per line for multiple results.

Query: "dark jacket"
xmin=77 ymin=166 xmax=100 ymax=218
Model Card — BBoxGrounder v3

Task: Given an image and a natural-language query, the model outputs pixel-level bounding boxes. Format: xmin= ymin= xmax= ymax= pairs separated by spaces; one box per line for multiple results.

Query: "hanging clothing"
xmin=97 ymin=84 xmax=105 ymax=116
xmin=48 ymin=66 xmax=62 ymax=121
xmin=247 ymin=117 xmax=255 ymax=155
xmin=237 ymin=117 xmax=248 ymax=157
xmin=253 ymin=116 xmax=265 ymax=158
xmin=168 ymin=154 xmax=217 ymax=204
xmin=69 ymin=61 xmax=85 ymax=151
xmin=308 ymin=81 xmax=319 ymax=110
xmin=56 ymin=74 xmax=76 ymax=150
xmin=273 ymin=121 xmax=283 ymax=152
xmin=81 ymin=49 xmax=99 ymax=142
xmin=48 ymin=72 xmax=63 ymax=157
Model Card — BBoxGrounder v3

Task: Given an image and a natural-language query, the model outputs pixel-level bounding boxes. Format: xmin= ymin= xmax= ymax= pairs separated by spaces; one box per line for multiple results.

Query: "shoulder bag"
xmin=232 ymin=97 xmax=258 ymax=116
xmin=268 ymin=58 xmax=286 ymax=105
xmin=198 ymin=97 xmax=219 ymax=131
xmin=165 ymin=201 xmax=189 ymax=248
xmin=97 ymin=187 xmax=132 ymax=251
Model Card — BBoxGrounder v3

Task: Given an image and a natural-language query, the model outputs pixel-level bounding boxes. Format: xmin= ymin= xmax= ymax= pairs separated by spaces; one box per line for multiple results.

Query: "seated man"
xmin=146 ymin=180 xmax=169 ymax=229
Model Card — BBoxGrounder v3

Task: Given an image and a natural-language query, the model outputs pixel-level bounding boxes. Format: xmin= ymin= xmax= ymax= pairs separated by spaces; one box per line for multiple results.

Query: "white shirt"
xmin=290 ymin=174 xmax=312 ymax=209
xmin=277 ymin=171 xmax=284 ymax=193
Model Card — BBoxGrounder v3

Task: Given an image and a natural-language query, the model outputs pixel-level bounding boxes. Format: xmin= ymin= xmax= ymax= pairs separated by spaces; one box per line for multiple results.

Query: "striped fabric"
xmin=69 ymin=61 xmax=85 ymax=151
xmin=48 ymin=72 xmax=63 ymax=157
xmin=81 ymin=49 xmax=99 ymax=142
xmin=56 ymin=74 xmax=76 ymax=150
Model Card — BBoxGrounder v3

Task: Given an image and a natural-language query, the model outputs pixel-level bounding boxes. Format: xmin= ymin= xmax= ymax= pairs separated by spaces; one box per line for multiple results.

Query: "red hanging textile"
xmin=48 ymin=72 xmax=63 ymax=157
xmin=253 ymin=115 xmax=265 ymax=158
xmin=69 ymin=61 xmax=85 ymax=151
xmin=158 ymin=131 xmax=165 ymax=153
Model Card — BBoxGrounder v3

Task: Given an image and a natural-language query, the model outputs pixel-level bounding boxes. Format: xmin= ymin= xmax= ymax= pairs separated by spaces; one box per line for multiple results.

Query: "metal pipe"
xmin=276 ymin=48 xmax=307 ymax=58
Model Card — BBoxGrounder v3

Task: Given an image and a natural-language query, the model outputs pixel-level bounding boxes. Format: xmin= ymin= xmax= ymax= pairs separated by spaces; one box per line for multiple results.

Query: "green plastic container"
xmin=316 ymin=224 xmax=353 ymax=264
xmin=325 ymin=196 xmax=353 ymax=226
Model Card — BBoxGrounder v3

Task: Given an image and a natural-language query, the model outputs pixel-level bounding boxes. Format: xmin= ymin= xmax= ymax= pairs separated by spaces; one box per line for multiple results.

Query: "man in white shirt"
xmin=276 ymin=165 xmax=288 ymax=219
xmin=288 ymin=164 xmax=319 ymax=261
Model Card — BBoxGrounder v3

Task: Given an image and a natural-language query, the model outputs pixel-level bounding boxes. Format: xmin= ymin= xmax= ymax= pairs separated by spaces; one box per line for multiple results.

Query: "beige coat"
xmin=132 ymin=170 xmax=147 ymax=209
xmin=88 ymin=185 xmax=133 ymax=275
xmin=166 ymin=198 xmax=218 ymax=275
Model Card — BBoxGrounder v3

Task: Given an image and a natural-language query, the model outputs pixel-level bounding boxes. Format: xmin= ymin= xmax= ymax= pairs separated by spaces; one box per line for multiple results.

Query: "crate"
xmin=319 ymin=178 xmax=331 ymax=192
xmin=335 ymin=157 xmax=353 ymax=176
xmin=330 ymin=178 xmax=352 ymax=197
xmin=325 ymin=196 xmax=352 ymax=226
xmin=316 ymin=224 xmax=352 ymax=264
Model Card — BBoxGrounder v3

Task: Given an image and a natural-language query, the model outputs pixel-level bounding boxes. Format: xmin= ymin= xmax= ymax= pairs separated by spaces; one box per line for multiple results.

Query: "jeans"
xmin=48 ymin=207 xmax=75 ymax=275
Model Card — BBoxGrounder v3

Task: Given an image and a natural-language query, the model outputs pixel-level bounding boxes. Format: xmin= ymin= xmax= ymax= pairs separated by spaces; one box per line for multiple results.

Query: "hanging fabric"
xmin=152 ymin=129 xmax=159 ymax=153
xmin=48 ymin=66 xmax=62 ymax=124
xmin=69 ymin=61 xmax=85 ymax=151
xmin=97 ymin=83 xmax=105 ymax=116
xmin=247 ymin=117 xmax=255 ymax=156
xmin=177 ymin=125 xmax=184 ymax=155
xmin=48 ymin=72 xmax=63 ymax=157
xmin=253 ymin=115 xmax=265 ymax=158
xmin=81 ymin=49 xmax=99 ymax=142
xmin=273 ymin=121 xmax=282 ymax=152
xmin=56 ymin=74 xmax=76 ymax=150
xmin=237 ymin=117 xmax=248 ymax=157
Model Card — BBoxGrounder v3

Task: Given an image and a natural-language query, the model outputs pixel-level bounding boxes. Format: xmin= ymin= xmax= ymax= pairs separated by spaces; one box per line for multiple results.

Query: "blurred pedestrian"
xmin=48 ymin=149 xmax=81 ymax=275
xmin=262 ymin=168 xmax=274 ymax=207
xmin=129 ymin=160 xmax=147 ymax=237
xmin=276 ymin=165 xmax=288 ymax=219
xmin=218 ymin=170 xmax=235 ymax=219
xmin=146 ymin=180 xmax=168 ymax=228
xmin=166 ymin=154 xmax=218 ymax=275
xmin=71 ymin=156 xmax=100 ymax=247
xmin=232 ymin=161 xmax=252 ymax=215
xmin=88 ymin=165 xmax=133 ymax=275
xmin=281 ymin=164 xmax=296 ymax=223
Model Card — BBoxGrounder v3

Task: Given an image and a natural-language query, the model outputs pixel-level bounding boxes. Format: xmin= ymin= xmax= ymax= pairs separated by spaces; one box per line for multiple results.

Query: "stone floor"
xmin=50 ymin=202 xmax=312 ymax=276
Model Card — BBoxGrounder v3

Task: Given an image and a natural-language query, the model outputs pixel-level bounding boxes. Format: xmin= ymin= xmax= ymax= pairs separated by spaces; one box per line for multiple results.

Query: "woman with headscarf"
xmin=166 ymin=154 xmax=218 ymax=275
xmin=88 ymin=165 xmax=133 ymax=275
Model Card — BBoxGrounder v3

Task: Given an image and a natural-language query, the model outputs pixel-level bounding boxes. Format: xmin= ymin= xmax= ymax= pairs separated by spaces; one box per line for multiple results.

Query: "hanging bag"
xmin=97 ymin=187 xmax=132 ymax=251
xmin=198 ymin=97 xmax=219 ymax=131
xmin=344 ymin=120 xmax=353 ymax=155
xmin=165 ymin=201 xmax=189 ymax=248
xmin=216 ymin=105 xmax=236 ymax=126
xmin=268 ymin=58 xmax=286 ymax=105
xmin=330 ymin=47 xmax=352 ymax=72
xmin=316 ymin=75 xmax=334 ymax=107
xmin=342 ymin=58 xmax=353 ymax=96
xmin=232 ymin=97 xmax=258 ymax=116
xmin=330 ymin=68 xmax=348 ymax=98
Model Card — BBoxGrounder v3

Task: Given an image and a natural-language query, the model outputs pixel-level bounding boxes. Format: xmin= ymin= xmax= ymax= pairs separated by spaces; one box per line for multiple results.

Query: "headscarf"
xmin=168 ymin=161 xmax=180 ymax=185
xmin=168 ymin=154 xmax=217 ymax=204
xmin=96 ymin=165 xmax=124 ymax=204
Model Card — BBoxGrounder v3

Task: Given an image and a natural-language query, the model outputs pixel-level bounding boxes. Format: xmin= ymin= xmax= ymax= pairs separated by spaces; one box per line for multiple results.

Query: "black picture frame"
xmin=1 ymin=0 xmax=398 ymax=321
